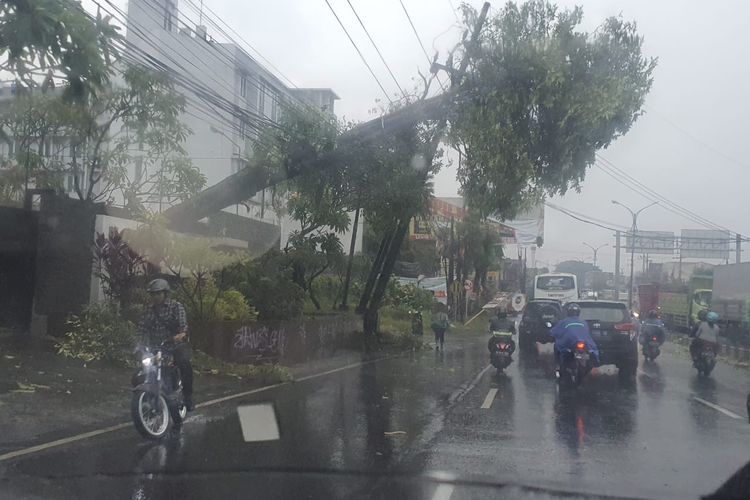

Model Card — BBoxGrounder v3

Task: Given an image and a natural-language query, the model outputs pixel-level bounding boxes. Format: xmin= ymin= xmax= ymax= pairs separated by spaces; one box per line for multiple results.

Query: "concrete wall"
xmin=0 ymin=207 xmax=37 ymax=331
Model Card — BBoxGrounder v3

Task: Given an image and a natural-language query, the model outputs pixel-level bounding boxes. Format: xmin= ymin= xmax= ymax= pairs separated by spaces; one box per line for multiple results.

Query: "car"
xmin=518 ymin=299 xmax=563 ymax=349
xmin=573 ymin=300 xmax=639 ymax=377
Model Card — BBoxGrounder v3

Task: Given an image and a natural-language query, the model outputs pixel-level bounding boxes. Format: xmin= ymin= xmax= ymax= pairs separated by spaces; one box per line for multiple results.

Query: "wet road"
xmin=2 ymin=334 xmax=750 ymax=499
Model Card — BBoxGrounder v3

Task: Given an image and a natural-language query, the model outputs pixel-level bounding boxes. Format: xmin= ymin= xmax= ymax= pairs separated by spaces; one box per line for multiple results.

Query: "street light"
xmin=582 ymin=242 xmax=608 ymax=268
xmin=611 ymin=200 xmax=659 ymax=309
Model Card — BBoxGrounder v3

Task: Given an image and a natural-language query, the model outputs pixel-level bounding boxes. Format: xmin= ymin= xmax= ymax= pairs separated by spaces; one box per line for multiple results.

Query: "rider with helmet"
xmin=140 ymin=278 xmax=195 ymax=411
xmin=549 ymin=303 xmax=600 ymax=365
xmin=640 ymin=309 xmax=666 ymax=345
xmin=488 ymin=308 xmax=515 ymax=354
xmin=690 ymin=310 xmax=720 ymax=363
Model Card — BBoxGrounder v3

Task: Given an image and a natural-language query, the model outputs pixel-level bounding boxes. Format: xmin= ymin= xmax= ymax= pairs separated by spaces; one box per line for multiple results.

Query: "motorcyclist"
xmin=690 ymin=311 xmax=720 ymax=363
xmin=640 ymin=309 xmax=666 ymax=345
xmin=691 ymin=309 xmax=709 ymax=337
xmin=549 ymin=303 xmax=600 ymax=365
xmin=139 ymin=278 xmax=195 ymax=411
xmin=488 ymin=309 xmax=515 ymax=354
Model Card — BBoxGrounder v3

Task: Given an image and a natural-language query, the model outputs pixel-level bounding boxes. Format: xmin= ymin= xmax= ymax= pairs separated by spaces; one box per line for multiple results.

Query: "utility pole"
xmin=583 ymin=242 xmax=608 ymax=268
xmin=737 ymin=234 xmax=742 ymax=264
xmin=612 ymin=200 xmax=658 ymax=309
xmin=614 ymin=231 xmax=621 ymax=297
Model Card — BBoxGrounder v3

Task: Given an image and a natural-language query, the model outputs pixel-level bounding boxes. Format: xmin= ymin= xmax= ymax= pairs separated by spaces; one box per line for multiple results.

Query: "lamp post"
xmin=582 ymin=242 xmax=608 ymax=268
xmin=612 ymin=200 xmax=658 ymax=309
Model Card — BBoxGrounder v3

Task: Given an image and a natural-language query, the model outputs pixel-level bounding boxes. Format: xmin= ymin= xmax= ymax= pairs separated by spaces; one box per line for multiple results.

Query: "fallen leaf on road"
xmin=65 ymin=390 xmax=71 ymax=394
xmin=210 ymin=369 xmax=219 ymax=375
xmin=66 ymin=379 xmax=73 ymax=383
xmin=37 ymin=371 xmax=45 ymax=375
xmin=383 ymin=431 xmax=406 ymax=436
xmin=382 ymin=396 xmax=389 ymax=400
xmin=3 ymin=355 xmax=14 ymax=360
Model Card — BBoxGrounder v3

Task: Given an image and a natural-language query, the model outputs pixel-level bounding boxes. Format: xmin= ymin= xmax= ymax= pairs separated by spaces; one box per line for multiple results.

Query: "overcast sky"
xmin=111 ymin=0 xmax=750 ymax=273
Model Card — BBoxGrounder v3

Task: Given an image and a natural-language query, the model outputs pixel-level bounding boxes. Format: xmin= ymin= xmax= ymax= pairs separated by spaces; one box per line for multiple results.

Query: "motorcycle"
xmin=642 ymin=334 xmax=661 ymax=361
xmin=557 ymin=341 xmax=593 ymax=388
xmin=131 ymin=342 xmax=187 ymax=440
xmin=489 ymin=331 xmax=515 ymax=374
xmin=694 ymin=340 xmax=716 ymax=377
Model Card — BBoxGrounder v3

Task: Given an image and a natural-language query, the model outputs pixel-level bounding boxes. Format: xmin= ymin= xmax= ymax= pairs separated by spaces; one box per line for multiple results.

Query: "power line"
xmin=647 ymin=107 xmax=748 ymax=171
xmin=594 ymin=154 xmax=741 ymax=236
xmin=397 ymin=0 xmax=448 ymax=92
xmin=345 ymin=0 xmax=408 ymax=99
xmin=322 ymin=0 xmax=394 ymax=104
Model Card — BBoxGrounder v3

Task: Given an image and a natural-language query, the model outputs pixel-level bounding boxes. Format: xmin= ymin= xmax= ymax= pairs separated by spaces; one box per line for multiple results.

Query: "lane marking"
xmin=692 ymin=396 xmax=743 ymax=420
xmin=431 ymin=484 xmax=455 ymax=500
xmin=448 ymin=364 xmax=491 ymax=404
xmin=427 ymin=471 xmax=456 ymax=500
xmin=0 ymin=356 xmax=389 ymax=463
xmin=480 ymin=388 xmax=498 ymax=409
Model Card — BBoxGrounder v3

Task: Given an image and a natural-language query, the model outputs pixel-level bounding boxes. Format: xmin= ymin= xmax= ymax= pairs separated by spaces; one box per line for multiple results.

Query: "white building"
xmin=125 ymin=0 xmax=361 ymax=253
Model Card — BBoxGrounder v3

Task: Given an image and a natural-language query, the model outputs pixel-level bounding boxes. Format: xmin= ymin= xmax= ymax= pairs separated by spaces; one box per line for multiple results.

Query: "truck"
xmin=711 ymin=263 xmax=750 ymax=340
xmin=657 ymin=274 xmax=712 ymax=331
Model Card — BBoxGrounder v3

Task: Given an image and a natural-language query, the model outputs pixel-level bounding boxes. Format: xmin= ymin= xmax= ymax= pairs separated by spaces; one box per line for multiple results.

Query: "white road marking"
xmin=431 ymin=483 xmax=455 ymax=500
xmin=692 ymin=396 xmax=743 ymax=420
xmin=427 ymin=471 xmax=456 ymax=500
xmin=0 ymin=356 xmax=389 ymax=463
xmin=480 ymin=388 xmax=499 ymax=409
xmin=448 ymin=364 xmax=491 ymax=404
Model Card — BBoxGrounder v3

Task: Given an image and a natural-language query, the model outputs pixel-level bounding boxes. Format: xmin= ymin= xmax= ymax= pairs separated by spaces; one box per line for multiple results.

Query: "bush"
xmin=57 ymin=302 xmax=137 ymax=365
xmin=227 ymin=250 xmax=305 ymax=320
xmin=214 ymin=289 xmax=258 ymax=322
xmin=385 ymin=279 xmax=437 ymax=313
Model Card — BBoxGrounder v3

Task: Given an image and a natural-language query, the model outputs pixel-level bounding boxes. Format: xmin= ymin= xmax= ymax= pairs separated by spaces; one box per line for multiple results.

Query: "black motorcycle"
xmin=131 ymin=342 xmax=187 ymax=440
xmin=694 ymin=340 xmax=716 ymax=377
xmin=489 ymin=332 xmax=515 ymax=374
xmin=557 ymin=341 xmax=593 ymax=388
xmin=642 ymin=334 xmax=661 ymax=361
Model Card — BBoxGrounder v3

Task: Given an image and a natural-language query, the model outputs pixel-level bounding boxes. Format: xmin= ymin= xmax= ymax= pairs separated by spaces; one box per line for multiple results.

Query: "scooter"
xmin=694 ymin=340 xmax=716 ymax=377
xmin=642 ymin=335 xmax=661 ymax=361
xmin=131 ymin=341 xmax=187 ymax=440
xmin=557 ymin=340 xmax=594 ymax=388
xmin=489 ymin=331 xmax=515 ymax=374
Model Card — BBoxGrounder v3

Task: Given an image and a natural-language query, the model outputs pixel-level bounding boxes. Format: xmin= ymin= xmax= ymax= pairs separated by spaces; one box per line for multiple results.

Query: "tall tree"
xmin=0 ymin=0 xmax=120 ymax=98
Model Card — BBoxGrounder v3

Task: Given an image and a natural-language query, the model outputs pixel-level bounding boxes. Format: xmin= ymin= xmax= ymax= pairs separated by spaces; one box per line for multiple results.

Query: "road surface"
xmin=1 ymin=334 xmax=749 ymax=499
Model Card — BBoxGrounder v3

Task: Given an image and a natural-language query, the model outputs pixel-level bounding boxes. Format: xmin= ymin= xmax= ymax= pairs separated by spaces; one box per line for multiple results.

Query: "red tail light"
xmin=651 ymin=336 xmax=658 ymax=341
xmin=499 ymin=343 xmax=508 ymax=351
xmin=615 ymin=323 xmax=635 ymax=332
xmin=576 ymin=341 xmax=586 ymax=350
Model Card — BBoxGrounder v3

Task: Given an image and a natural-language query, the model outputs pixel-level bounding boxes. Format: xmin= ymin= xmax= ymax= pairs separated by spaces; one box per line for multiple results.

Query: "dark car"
xmin=518 ymin=299 xmax=563 ymax=348
xmin=574 ymin=300 xmax=639 ymax=377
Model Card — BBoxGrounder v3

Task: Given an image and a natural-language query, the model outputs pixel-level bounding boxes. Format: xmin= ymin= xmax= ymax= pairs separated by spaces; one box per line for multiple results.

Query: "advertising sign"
xmin=625 ymin=231 xmax=675 ymax=254
xmin=680 ymin=229 xmax=730 ymax=259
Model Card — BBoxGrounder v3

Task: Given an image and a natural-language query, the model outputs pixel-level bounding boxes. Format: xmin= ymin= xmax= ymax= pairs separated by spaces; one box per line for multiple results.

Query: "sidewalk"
xmin=0 ymin=338 xmax=383 ymax=455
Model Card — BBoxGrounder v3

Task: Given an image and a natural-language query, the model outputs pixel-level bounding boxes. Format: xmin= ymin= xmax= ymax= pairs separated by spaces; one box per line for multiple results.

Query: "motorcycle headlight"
xmin=141 ymin=356 xmax=153 ymax=367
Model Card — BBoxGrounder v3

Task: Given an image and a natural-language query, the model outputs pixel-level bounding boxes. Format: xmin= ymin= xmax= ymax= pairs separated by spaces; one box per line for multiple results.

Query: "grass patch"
xmin=192 ymin=350 xmax=293 ymax=384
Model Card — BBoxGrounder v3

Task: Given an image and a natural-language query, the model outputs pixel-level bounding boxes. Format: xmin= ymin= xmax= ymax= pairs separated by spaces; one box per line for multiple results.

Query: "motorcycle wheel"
xmin=131 ymin=390 xmax=171 ymax=440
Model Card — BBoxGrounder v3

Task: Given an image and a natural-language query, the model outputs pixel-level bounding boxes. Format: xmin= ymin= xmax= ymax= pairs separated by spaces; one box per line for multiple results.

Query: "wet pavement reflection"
xmin=2 ymin=336 xmax=750 ymax=499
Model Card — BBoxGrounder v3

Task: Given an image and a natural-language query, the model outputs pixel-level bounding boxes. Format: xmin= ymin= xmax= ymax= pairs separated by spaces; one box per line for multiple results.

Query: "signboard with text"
xmin=625 ymin=230 xmax=675 ymax=254
xmin=680 ymin=229 xmax=730 ymax=259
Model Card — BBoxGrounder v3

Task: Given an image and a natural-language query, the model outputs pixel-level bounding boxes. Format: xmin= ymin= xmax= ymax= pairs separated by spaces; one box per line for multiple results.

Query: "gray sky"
xmin=111 ymin=0 xmax=750 ymax=273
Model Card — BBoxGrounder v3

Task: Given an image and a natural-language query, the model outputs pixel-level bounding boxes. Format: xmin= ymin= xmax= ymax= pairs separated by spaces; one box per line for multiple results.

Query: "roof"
xmin=291 ymin=88 xmax=340 ymax=100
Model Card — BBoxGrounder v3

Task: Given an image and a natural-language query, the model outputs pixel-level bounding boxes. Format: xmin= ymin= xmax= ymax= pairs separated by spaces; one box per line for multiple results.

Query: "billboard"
xmin=625 ymin=230 xmax=675 ymax=254
xmin=680 ymin=229 xmax=730 ymax=259
xmin=488 ymin=203 xmax=545 ymax=246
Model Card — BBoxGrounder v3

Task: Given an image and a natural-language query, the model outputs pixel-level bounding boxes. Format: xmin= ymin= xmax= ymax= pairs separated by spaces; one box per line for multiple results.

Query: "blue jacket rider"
xmin=550 ymin=303 xmax=600 ymax=365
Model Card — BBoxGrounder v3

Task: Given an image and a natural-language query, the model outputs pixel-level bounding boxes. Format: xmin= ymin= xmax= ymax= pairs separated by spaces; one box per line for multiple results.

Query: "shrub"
xmin=214 ymin=289 xmax=258 ymax=322
xmin=385 ymin=279 xmax=437 ymax=313
xmin=57 ymin=301 xmax=137 ymax=365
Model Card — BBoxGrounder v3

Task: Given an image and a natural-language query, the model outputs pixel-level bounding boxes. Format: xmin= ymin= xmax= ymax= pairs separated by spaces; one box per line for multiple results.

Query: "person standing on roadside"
xmin=431 ymin=305 xmax=450 ymax=351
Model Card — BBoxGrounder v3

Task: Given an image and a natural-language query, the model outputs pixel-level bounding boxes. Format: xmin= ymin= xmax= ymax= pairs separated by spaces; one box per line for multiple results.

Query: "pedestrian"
xmin=139 ymin=278 xmax=195 ymax=412
xmin=431 ymin=304 xmax=450 ymax=350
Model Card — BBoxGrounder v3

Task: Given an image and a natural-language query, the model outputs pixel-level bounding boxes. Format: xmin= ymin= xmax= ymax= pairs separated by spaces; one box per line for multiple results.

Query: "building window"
xmin=240 ymin=74 xmax=247 ymax=98
xmin=258 ymin=78 xmax=267 ymax=115
xmin=163 ymin=0 xmax=176 ymax=31
xmin=239 ymin=119 xmax=247 ymax=139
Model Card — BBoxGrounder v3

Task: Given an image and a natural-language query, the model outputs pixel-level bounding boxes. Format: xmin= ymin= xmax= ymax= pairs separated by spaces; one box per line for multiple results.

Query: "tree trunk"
xmin=356 ymin=225 xmax=394 ymax=314
xmin=339 ymin=207 xmax=360 ymax=310
xmin=446 ymin=217 xmax=455 ymax=316
xmin=363 ymin=218 xmax=409 ymax=337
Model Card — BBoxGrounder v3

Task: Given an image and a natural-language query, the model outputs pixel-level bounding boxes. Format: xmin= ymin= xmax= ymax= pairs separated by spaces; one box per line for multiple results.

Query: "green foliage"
xmin=384 ymin=279 xmax=437 ymax=312
xmin=0 ymin=66 xmax=205 ymax=210
xmin=450 ymin=1 xmax=656 ymax=217
xmin=57 ymin=301 xmax=136 ymax=365
xmin=173 ymin=277 xmax=257 ymax=323
xmin=191 ymin=350 xmax=292 ymax=383
xmin=226 ymin=250 xmax=306 ymax=321
xmin=0 ymin=0 xmax=121 ymax=97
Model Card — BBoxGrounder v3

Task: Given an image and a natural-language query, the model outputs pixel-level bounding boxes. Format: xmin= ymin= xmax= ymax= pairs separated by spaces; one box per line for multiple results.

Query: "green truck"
xmin=658 ymin=274 xmax=712 ymax=331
